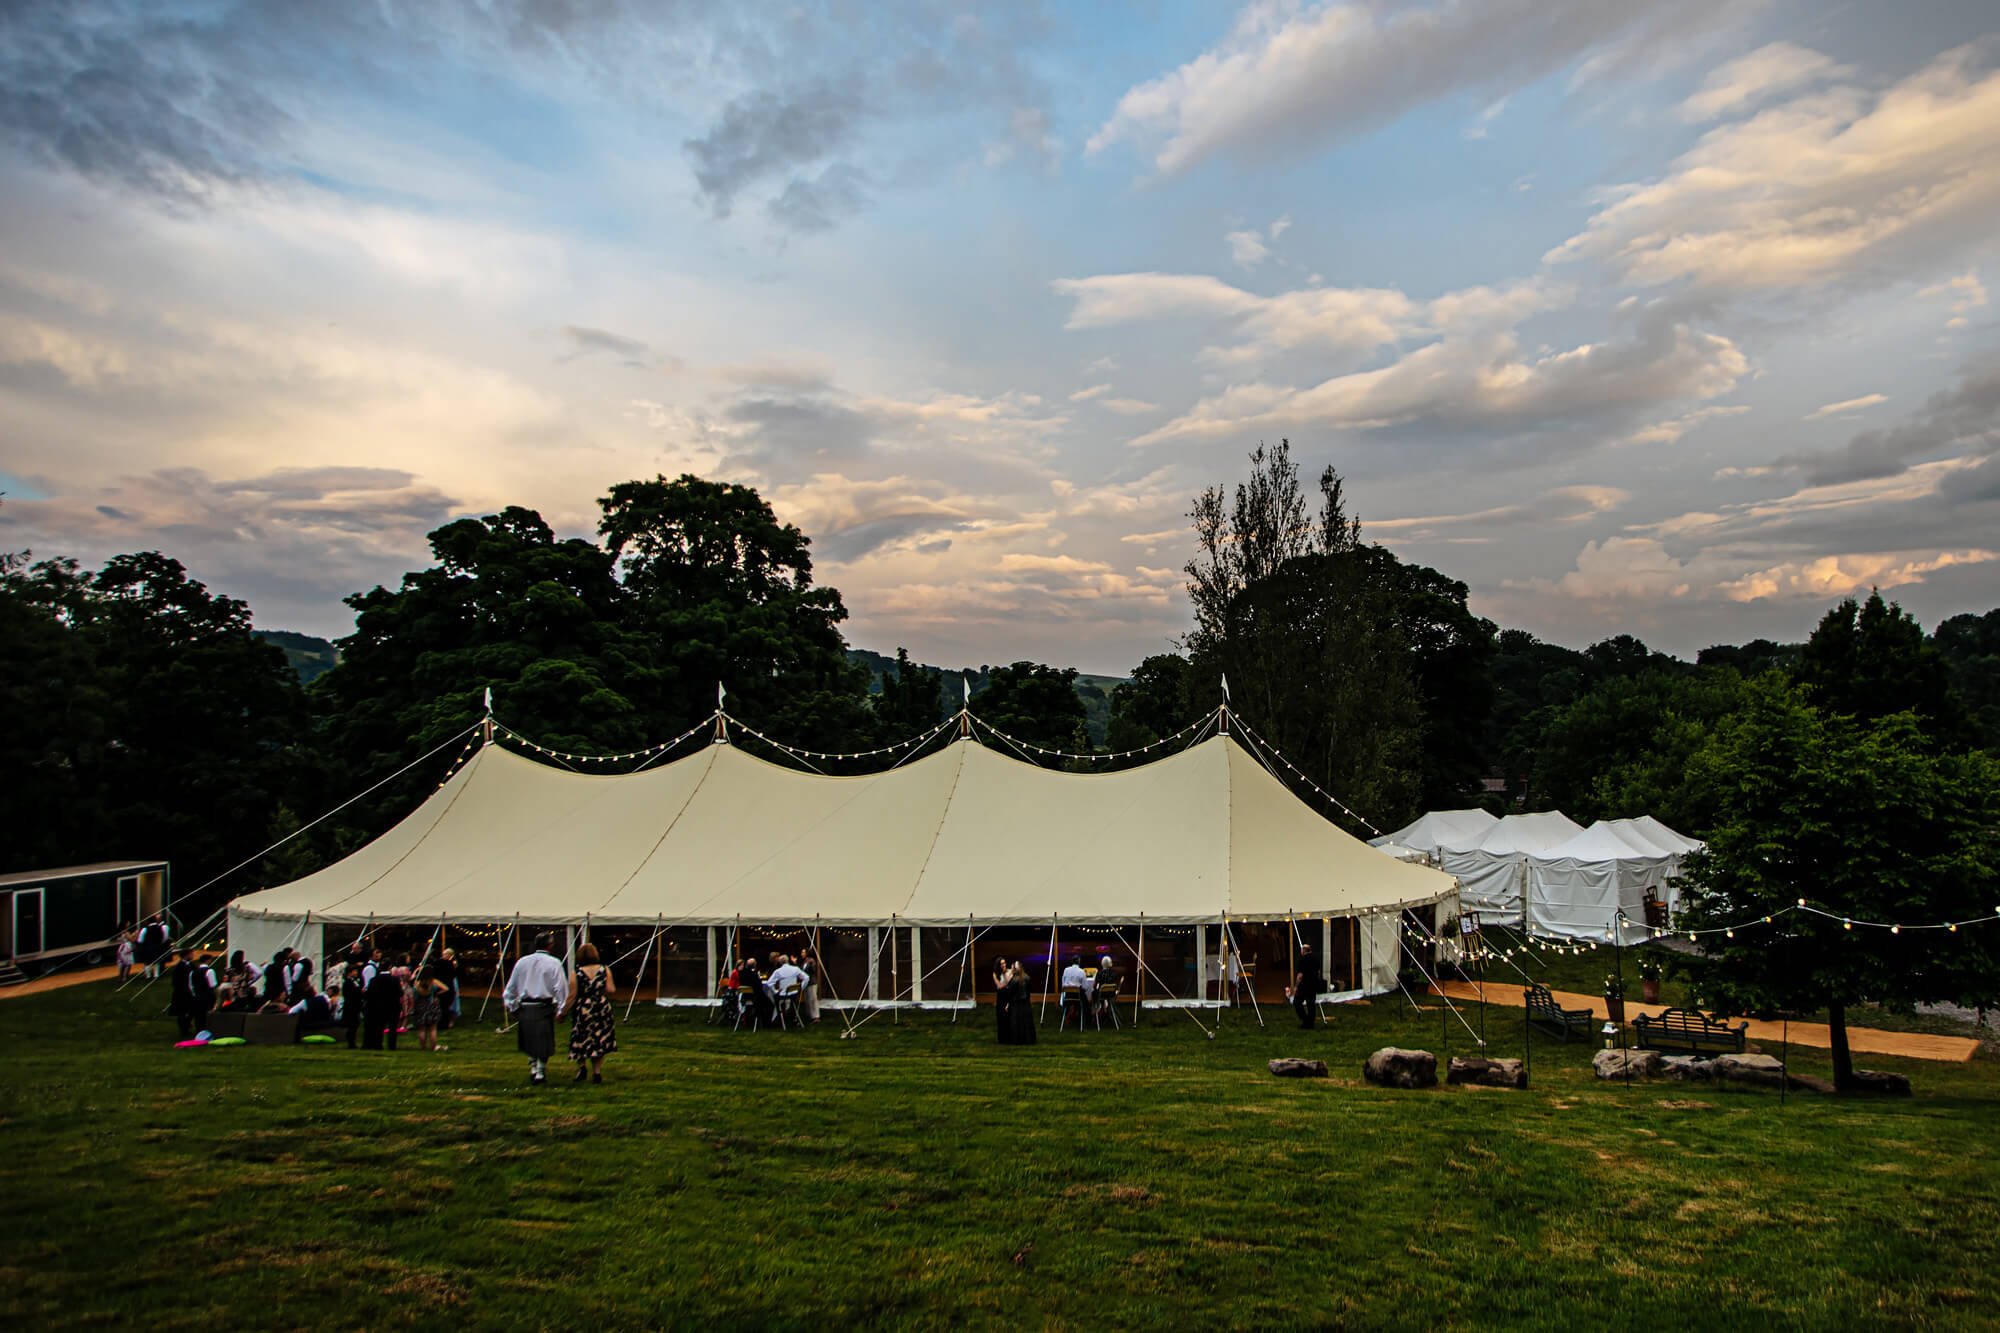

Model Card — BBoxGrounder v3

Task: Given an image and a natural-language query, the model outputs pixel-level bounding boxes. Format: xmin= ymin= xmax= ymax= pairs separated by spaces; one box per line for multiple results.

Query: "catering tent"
xmin=1523 ymin=821 xmax=1675 ymax=942
xmin=1372 ymin=808 xmax=1497 ymax=854
xmin=226 ymin=726 xmax=1457 ymax=1005
xmin=1438 ymin=811 xmax=1584 ymax=923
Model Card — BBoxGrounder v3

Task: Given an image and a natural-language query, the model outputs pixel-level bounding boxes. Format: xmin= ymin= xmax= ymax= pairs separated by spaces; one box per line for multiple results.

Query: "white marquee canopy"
xmin=227 ymin=730 xmax=1457 ymax=970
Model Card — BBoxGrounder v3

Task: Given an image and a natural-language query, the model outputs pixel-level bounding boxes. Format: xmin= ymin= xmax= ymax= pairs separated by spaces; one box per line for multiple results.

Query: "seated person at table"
xmin=287 ymin=979 xmax=336 ymax=1025
xmin=1093 ymin=954 xmax=1120 ymax=998
xmin=735 ymin=956 xmax=773 ymax=1025
xmin=1060 ymin=955 xmax=1088 ymax=994
xmin=767 ymin=954 xmax=807 ymax=999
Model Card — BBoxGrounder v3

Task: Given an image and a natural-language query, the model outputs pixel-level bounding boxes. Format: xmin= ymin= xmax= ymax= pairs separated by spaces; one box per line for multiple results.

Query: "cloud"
xmin=1069 ymin=383 xmax=1111 ymax=402
xmin=1624 ymin=403 xmax=1749 ymax=445
xmin=1769 ymin=354 xmax=2000 ymax=485
xmin=1803 ymin=393 xmax=1887 ymax=421
xmin=1920 ymin=270 xmax=1988 ymax=328
xmin=765 ymin=162 xmax=870 ymax=234
xmin=0 ymin=465 xmax=462 ymax=630
xmin=1678 ymin=41 xmax=1851 ymax=122
xmin=1086 ymin=0 xmax=1736 ymax=177
xmin=1514 ymin=534 xmax=1996 ymax=606
xmin=560 ymin=325 xmax=652 ymax=366
xmin=683 ymin=82 xmax=866 ymax=221
xmin=1054 ymin=270 xmax=1567 ymax=370
xmin=1225 ymin=229 xmax=1271 ymax=268
xmin=1098 ymin=397 xmax=1160 ymax=415
xmin=1551 ymin=43 xmax=2000 ymax=291
xmin=1126 ymin=302 xmax=1745 ymax=446
xmin=1371 ymin=486 xmax=1630 ymax=538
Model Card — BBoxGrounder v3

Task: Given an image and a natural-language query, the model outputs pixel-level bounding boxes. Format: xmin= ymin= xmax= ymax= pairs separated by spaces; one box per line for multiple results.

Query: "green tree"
xmin=1183 ymin=441 xmax=1425 ymax=829
xmin=1797 ymin=590 xmax=1963 ymax=741
xmin=599 ymin=475 xmax=874 ymax=746
xmin=1105 ymin=652 xmax=1196 ymax=752
xmin=1532 ymin=667 xmax=1752 ymax=824
xmin=1934 ymin=608 xmax=2000 ymax=751
xmin=0 ymin=551 xmax=306 ymax=921
xmin=974 ymin=661 xmax=1087 ymax=761
xmin=875 ymin=647 xmax=945 ymax=733
xmin=1676 ymin=677 xmax=2000 ymax=1089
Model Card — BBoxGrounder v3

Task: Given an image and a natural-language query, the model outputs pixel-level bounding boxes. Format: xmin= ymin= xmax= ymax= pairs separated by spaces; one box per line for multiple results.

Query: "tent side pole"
xmin=1224 ymin=918 xmax=1264 ymax=1028
xmin=952 ymin=917 xmax=971 ymax=1023
xmin=892 ymin=915 xmax=900 ymax=1023
xmin=1134 ymin=917 xmax=1144 ymax=1026
xmin=624 ymin=918 xmax=660 ymax=1022
xmin=1039 ymin=915 xmax=1058 ymax=1027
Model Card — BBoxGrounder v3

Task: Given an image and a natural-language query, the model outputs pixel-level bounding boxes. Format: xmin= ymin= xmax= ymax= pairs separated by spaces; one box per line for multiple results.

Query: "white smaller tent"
xmin=1372 ymin=842 xmax=1430 ymax=864
xmin=1372 ymin=809 xmax=1497 ymax=853
xmin=1439 ymin=811 xmax=1584 ymax=921
xmin=1524 ymin=821 xmax=1675 ymax=942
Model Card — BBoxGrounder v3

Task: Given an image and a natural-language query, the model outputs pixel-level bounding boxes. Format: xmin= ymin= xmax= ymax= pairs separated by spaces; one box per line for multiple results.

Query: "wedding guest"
xmin=340 ymin=955 xmax=367 ymax=1049
xmin=564 ymin=943 xmax=617 ymax=1083
xmin=168 ymin=949 xmax=214 ymax=1038
xmin=503 ymin=934 xmax=568 ymax=1085
xmin=115 ymin=925 xmax=135 ymax=983
xmin=1006 ymin=962 xmax=1037 ymax=1045
xmin=434 ymin=948 xmax=460 ymax=1031
xmin=411 ymin=964 xmax=451 ymax=1052
xmin=362 ymin=954 xmax=404 ymax=1050
xmin=993 ymin=958 xmax=1015 ymax=1044
xmin=798 ymin=949 xmax=822 ymax=1024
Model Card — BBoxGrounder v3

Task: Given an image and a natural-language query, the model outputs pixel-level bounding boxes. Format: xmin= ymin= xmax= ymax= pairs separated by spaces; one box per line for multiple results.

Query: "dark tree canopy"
xmin=1933 ymin=608 xmax=2000 ymax=751
xmin=1676 ymin=676 xmax=2000 ymax=1088
xmin=1797 ymin=591 xmax=1963 ymax=741
xmin=973 ymin=661 xmax=1087 ymax=760
xmin=0 ymin=551 xmax=305 ymax=920
xmin=1105 ymin=652 xmax=1196 ymax=752
xmin=875 ymin=647 xmax=946 ymax=733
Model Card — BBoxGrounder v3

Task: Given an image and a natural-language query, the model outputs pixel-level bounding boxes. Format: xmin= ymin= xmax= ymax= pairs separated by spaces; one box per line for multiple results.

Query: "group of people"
xmin=114 ymin=914 xmax=174 ymax=982
xmin=718 ymin=950 xmax=821 ymax=1029
xmin=161 ymin=941 xmax=463 ymax=1051
xmin=501 ymin=935 xmax=618 ymax=1085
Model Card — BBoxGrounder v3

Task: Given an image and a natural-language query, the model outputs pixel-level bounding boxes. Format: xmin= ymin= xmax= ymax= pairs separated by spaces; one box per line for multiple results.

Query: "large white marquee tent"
xmin=226 ymin=726 xmax=1458 ymax=1004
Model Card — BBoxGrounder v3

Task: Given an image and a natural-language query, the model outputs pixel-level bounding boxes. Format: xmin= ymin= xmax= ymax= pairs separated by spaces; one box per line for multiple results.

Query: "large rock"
xmin=1660 ymin=1055 xmax=1715 ymax=1082
xmin=1268 ymin=1058 xmax=1328 ymax=1079
xmin=1714 ymin=1053 xmax=1787 ymax=1087
xmin=1447 ymin=1056 xmax=1525 ymax=1089
xmin=1847 ymin=1069 xmax=1912 ymax=1096
xmin=1787 ymin=1073 xmax=1835 ymax=1094
xmin=1363 ymin=1047 xmax=1437 ymax=1089
xmin=1593 ymin=1048 xmax=1661 ymax=1080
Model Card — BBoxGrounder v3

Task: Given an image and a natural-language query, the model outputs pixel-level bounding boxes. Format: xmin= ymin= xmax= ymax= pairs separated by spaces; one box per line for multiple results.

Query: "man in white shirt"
xmin=503 ymin=934 xmax=569 ymax=1085
xmin=1060 ymin=956 xmax=1088 ymax=992
xmin=766 ymin=956 xmax=807 ymax=1011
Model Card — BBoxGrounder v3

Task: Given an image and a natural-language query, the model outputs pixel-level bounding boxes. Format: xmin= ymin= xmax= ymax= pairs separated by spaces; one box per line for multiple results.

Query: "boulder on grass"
xmin=1847 ymin=1070 xmax=1912 ymax=1096
xmin=1660 ymin=1055 xmax=1714 ymax=1081
xmin=1713 ymin=1052 xmax=1786 ymax=1088
xmin=1592 ymin=1048 xmax=1661 ymax=1080
xmin=1363 ymin=1047 xmax=1437 ymax=1089
xmin=1268 ymin=1058 xmax=1329 ymax=1079
xmin=1786 ymin=1073 xmax=1835 ymax=1094
xmin=1447 ymin=1056 xmax=1525 ymax=1089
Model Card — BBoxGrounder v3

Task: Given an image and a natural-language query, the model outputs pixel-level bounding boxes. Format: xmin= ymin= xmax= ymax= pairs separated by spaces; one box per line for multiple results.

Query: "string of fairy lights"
xmin=491 ymin=717 xmax=714 ymax=770
xmin=1228 ymin=714 xmax=1382 ymax=837
xmin=966 ymin=710 xmax=1219 ymax=764
xmin=724 ymin=713 xmax=960 ymax=765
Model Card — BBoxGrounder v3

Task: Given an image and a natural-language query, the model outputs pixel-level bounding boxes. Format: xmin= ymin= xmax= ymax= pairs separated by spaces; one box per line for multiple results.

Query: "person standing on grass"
xmin=504 ymin=933 xmax=568 ymax=1085
xmin=993 ymin=958 xmax=1015 ymax=1044
xmin=1007 ymin=962 xmax=1037 ymax=1045
xmin=339 ymin=955 xmax=366 ymax=1049
xmin=434 ymin=948 xmax=460 ymax=1031
xmin=798 ymin=949 xmax=822 ymax=1024
xmin=411 ymin=963 xmax=450 ymax=1053
xmin=115 ymin=925 xmax=135 ymax=983
xmin=362 ymin=952 xmax=405 ymax=1050
xmin=1291 ymin=944 xmax=1322 ymax=1030
xmin=564 ymin=942 xmax=617 ymax=1083
xmin=168 ymin=949 xmax=213 ymax=1039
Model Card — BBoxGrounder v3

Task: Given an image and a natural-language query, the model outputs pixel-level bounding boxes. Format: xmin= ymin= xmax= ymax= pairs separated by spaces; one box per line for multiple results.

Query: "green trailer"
xmin=0 ymin=861 xmax=170 ymax=976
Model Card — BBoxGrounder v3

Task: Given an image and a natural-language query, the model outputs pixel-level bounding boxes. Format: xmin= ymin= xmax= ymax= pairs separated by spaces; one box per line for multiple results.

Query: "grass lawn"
xmin=3 ymin=966 xmax=1997 ymax=1330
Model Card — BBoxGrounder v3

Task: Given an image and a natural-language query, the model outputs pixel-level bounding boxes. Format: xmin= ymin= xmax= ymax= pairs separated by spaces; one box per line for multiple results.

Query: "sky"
xmin=2 ymin=0 xmax=1997 ymax=675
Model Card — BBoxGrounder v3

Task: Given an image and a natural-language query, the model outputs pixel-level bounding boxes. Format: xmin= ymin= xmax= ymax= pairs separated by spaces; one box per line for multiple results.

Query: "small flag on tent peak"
xmin=963 ymin=674 xmax=971 ymax=706
xmin=483 ymin=686 xmax=493 ymax=714
xmin=1220 ymin=673 xmax=1230 ymax=703
xmin=717 ymin=681 xmax=727 ymax=707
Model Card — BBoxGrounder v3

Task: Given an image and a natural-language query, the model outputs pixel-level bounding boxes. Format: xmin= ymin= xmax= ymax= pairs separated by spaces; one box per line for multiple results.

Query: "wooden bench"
xmin=240 ymin=1012 xmax=301 ymax=1045
xmin=1632 ymin=1007 xmax=1747 ymax=1054
xmin=1524 ymin=984 xmax=1594 ymax=1042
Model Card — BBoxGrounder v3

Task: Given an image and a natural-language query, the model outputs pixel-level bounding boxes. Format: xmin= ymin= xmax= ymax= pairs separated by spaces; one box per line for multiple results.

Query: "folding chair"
xmin=733 ymin=987 xmax=765 ymax=1031
xmin=773 ymin=982 xmax=803 ymax=1031
xmin=1058 ymin=985 xmax=1088 ymax=1032
xmin=1094 ymin=982 xmax=1121 ymax=1030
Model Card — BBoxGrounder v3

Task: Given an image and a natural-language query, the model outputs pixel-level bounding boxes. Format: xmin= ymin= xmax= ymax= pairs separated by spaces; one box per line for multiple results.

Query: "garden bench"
xmin=1524 ymin=984 xmax=1594 ymax=1042
xmin=1632 ymin=1007 xmax=1747 ymax=1054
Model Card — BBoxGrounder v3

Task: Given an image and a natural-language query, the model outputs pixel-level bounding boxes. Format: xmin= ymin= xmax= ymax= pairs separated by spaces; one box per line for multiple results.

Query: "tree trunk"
xmin=1827 ymin=996 xmax=1856 ymax=1091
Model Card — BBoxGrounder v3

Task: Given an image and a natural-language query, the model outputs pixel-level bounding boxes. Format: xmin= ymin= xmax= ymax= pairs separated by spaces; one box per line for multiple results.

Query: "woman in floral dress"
xmin=565 ymin=942 xmax=618 ymax=1084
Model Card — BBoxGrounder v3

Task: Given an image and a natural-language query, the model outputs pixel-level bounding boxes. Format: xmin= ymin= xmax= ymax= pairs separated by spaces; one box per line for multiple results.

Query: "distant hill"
xmin=257 ymin=630 xmax=338 ymax=684
xmin=847 ymin=648 xmax=1125 ymax=745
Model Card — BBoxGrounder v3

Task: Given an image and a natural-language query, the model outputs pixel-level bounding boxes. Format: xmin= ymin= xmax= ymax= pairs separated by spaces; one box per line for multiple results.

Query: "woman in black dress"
xmin=566 ymin=942 xmax=618 ymax=1083
xmin=1007 ymin=962 xmax=1037 ymax=1045
xmin=993 ymin=958 xmax=1014 ymax=1044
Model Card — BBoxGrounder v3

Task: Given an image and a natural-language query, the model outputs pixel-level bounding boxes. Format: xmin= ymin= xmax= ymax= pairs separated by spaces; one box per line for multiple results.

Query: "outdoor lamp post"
xmin=1601 ymin=1019 xmax=1619 ymax=1050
